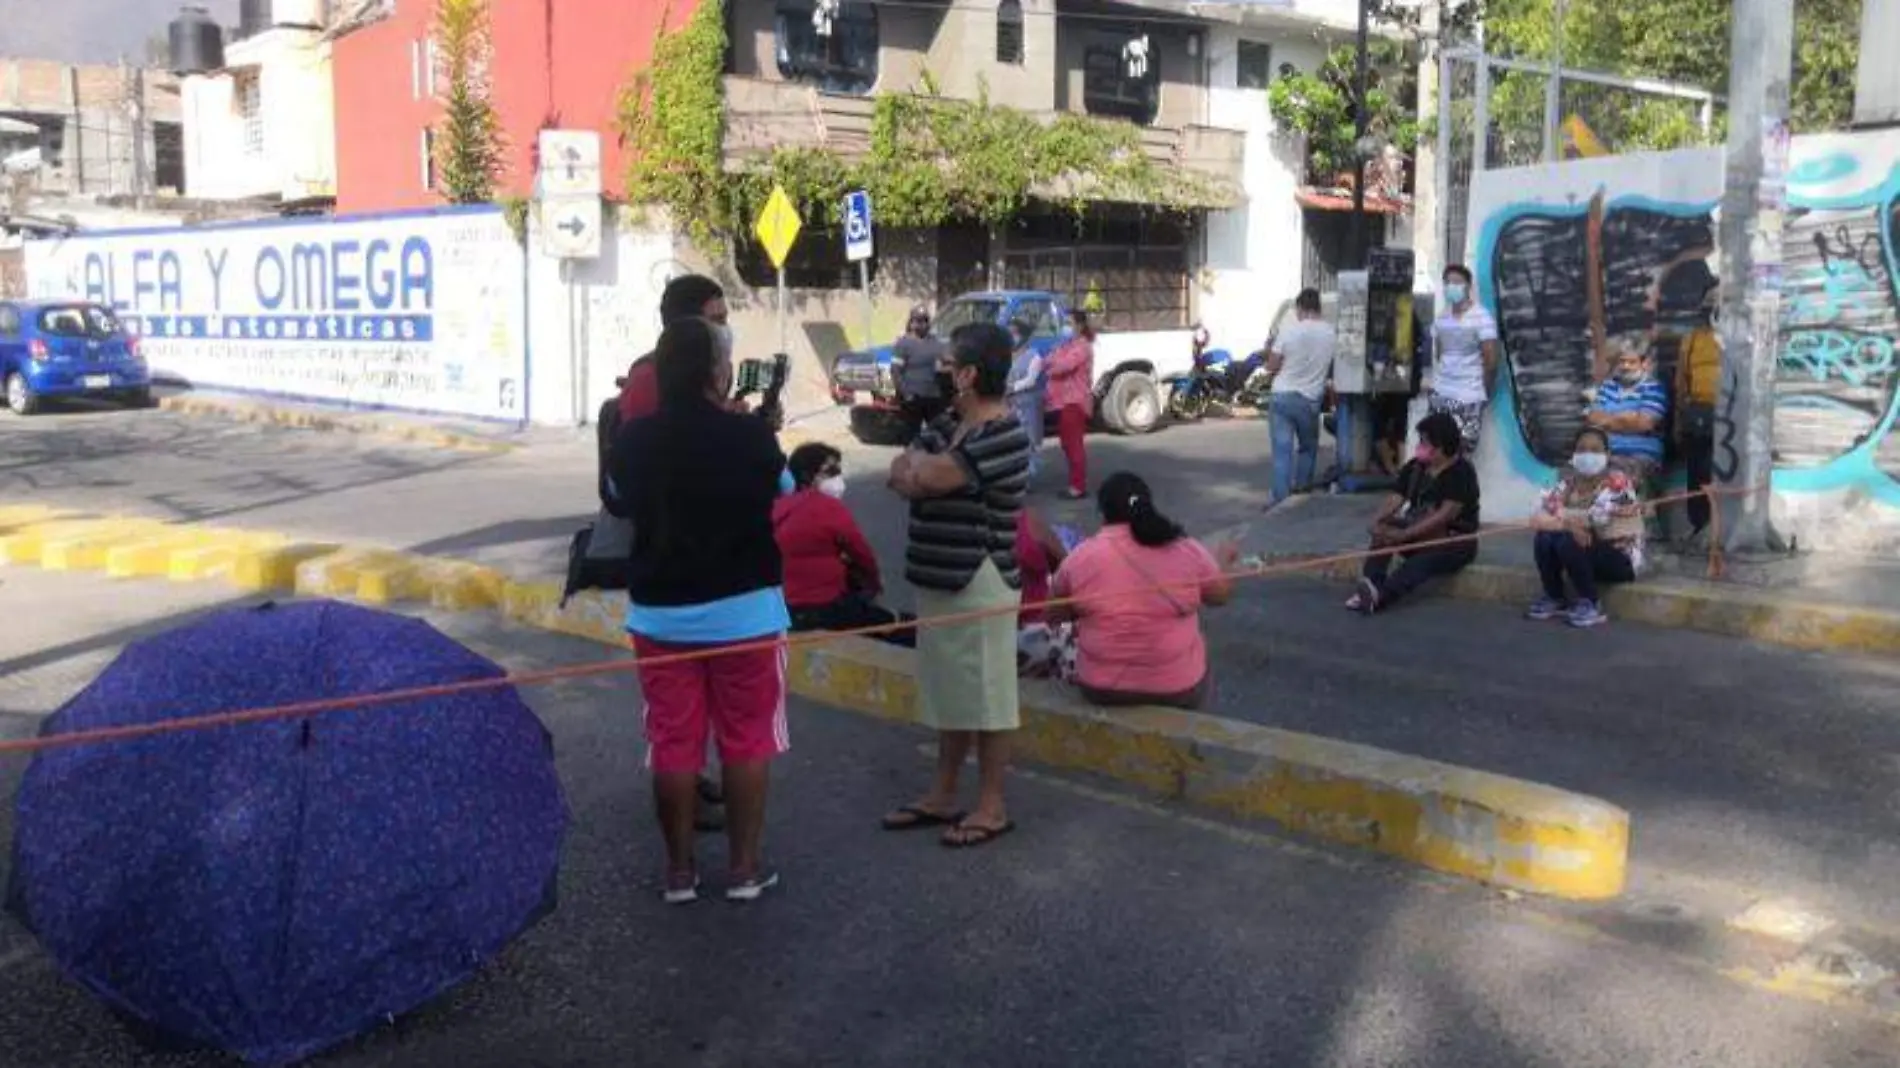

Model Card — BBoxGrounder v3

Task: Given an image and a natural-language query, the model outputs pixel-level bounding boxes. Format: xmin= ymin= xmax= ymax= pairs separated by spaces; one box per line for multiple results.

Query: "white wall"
xmin=1198 ymin=26 xmax=1327 ymax=353
xmin=183 ymin=29 xmax=336 ymax=202
xmin=524 ymin=203 xmax=680 ymax=426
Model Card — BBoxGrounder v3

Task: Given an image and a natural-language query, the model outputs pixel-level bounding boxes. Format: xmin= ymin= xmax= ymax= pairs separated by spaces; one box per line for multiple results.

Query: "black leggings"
xmin=789 ymin=593 xmax=917 ymax=648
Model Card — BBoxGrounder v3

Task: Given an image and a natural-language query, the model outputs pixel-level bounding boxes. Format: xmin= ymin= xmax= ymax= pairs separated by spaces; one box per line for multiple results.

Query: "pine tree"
xmin=433 ymin=0 xmax=503 ymax=204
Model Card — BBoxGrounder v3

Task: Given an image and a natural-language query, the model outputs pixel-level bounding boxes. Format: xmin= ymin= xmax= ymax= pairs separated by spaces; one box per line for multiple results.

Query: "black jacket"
xmin=609 ymin=397 xmax=786 ymax=607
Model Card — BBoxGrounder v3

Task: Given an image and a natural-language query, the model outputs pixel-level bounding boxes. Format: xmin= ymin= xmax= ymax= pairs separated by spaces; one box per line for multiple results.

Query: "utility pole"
xmin=127 ymin=63 xmax=149 ymax=207
xmin=1348 ymin=0 xmax=1370 ymax=268
xmin=1413 ymin=0 xmax=1444 ymax=284
xmin=1714 ymin=0 xmax=1793 ymax=554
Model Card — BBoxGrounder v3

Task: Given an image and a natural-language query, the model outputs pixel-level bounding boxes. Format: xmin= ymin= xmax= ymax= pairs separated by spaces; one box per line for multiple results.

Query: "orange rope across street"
xmin=0 ymin=484 xmax=1762 ymax=758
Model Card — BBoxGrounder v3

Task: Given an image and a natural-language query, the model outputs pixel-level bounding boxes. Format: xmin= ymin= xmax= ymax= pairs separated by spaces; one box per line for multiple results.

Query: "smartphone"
xmin=736 ymin=358 xmax=770 ymax=396
xmin=1054 ymin=523 xmax=1084 ymax=554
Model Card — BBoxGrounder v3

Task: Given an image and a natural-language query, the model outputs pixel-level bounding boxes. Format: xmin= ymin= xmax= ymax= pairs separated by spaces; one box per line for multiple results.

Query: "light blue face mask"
xmin=1444 ymin=283 xmax=1469 ymax=306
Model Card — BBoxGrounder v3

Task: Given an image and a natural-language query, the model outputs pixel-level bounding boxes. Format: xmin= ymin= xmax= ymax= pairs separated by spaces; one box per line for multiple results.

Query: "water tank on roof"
xmin=168 ymin=5 xmax=226 ymax=74
xmin=238 ymin=0 xmax=272 ymax=38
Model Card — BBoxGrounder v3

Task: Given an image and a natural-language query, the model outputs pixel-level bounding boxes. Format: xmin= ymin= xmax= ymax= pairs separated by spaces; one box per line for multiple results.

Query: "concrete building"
xmin=178 ymin=0 xmax=338 ymax=204
xmin=329 ymin=0 xmax=679 ymax=213
xmin=0 ymin=58 xmax=183 ymax=198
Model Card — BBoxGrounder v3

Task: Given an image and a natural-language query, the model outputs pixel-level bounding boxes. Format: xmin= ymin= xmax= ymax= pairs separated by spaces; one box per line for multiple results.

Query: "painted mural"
xmin=1466 ymin=130 xmax=1900 ymax=555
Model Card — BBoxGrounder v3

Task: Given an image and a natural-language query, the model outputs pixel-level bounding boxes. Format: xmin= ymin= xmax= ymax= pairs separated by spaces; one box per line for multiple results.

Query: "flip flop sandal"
xmin=941 ymin=820 xmax=1017 ymax=849
xmin=881 ymin=804 xmax=966 ymax=831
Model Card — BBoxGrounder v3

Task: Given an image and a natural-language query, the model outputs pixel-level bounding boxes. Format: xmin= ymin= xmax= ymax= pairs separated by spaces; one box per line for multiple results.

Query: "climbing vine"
xmin=619 ymin=0 xmax=1224 ymax=250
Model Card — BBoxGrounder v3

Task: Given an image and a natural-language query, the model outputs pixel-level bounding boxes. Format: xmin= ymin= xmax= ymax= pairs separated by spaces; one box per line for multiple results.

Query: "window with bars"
xmin=1236 ymin=40 xmax=1272 ymax=90
xmin=236 ymin=73 xmax=263 ymax=157
xmin=996 ymin=0 xmax=1024 ymax=64
xmin=1081 ymin=32 xmax=1160 ymax=126
xmin=774 ymin=0 xmax=878 ymax=95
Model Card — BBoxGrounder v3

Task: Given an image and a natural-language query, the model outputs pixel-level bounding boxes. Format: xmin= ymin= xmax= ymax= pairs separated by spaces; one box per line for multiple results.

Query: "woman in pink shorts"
xmin=609 ymin=317 xmax=790 ymax=905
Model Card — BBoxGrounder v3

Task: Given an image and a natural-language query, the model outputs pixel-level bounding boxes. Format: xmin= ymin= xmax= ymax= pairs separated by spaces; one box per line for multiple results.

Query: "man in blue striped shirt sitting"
xmin=1586 ymin=339 xmax=1670 ymax=483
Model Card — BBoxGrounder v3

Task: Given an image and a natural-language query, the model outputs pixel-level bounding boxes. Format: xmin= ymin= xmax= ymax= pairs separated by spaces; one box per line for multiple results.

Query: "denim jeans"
xmin=1268 ymin=392 xmax=1321 ymax=503
xmin=1011 ymin=391 xmax=1045 ymax=479
xmin=1533 ymin=530 xmax=1633 ymax=604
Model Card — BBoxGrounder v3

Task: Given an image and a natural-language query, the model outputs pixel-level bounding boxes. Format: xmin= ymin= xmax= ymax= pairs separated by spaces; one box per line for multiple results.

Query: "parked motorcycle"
xmin=1163 ymin=328 xmax=1272 ymax=421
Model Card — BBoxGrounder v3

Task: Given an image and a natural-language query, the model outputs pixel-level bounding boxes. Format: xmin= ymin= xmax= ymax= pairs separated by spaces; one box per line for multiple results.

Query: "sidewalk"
xmin=154 ymin=386 xmax=855 ymax=456
xmin=1235 ymin=494 xmax=1900 ymax=655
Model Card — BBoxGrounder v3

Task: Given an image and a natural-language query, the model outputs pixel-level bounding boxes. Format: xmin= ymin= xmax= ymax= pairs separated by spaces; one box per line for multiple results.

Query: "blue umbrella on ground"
xmin=6 ymin=599 xmax=569 ymax=1067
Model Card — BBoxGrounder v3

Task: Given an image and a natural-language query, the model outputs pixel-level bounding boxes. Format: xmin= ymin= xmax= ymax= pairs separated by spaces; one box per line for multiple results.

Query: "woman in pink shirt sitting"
xmin=1046 ymin=472 xmax=1238 ymax=709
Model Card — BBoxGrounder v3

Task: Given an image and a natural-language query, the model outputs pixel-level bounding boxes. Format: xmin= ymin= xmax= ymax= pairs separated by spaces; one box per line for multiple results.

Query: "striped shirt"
xmin=1592 ymin=376 xmax=1669 ymax=463
xmin=904 ymin=413 xmax=1032 ymax=592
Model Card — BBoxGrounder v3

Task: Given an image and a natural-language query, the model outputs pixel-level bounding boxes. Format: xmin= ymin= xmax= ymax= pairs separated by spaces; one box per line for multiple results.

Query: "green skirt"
xmin=914 ymin=558 xmax=1021 ymax=732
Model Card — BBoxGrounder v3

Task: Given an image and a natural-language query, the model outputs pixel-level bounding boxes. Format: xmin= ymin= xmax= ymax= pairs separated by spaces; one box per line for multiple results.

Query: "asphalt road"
xmin=1 ymin=569 xmax=1895 ymax=1068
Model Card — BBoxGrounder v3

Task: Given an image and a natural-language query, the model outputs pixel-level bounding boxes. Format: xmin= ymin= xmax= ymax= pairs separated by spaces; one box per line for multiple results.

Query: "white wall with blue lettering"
xmin=23 ymin=207 xmax=528 ymax=421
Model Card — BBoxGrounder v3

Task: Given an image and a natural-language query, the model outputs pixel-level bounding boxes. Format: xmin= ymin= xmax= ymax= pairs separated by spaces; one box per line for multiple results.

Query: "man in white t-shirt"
xmin=1265 ymin=288 xmax=1337 ymax=506
xmin=1429 ymin=264 xmax=1499 ymax=454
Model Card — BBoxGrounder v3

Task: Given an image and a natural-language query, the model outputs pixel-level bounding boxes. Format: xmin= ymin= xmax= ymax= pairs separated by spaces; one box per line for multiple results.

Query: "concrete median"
xmin=0 ymin=509 xmax=1630 ymax=901
xmin=786 ymin=635 xmax=1629 ymax=901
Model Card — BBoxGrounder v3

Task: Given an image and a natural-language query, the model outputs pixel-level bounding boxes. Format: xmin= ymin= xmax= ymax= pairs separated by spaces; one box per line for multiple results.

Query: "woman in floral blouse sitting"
xmin=1524 ymin=427 xmax=1646 ymax=629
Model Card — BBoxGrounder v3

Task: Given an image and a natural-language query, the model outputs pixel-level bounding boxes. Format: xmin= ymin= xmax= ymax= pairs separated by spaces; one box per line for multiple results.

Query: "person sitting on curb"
xmin=1349 ymin=411 xmax=1481 ymax=615
xmin=774 ymin=443 xmax=914 ymax=646
xmin=1014 ymin=505 xmax=1071 ymax=677
xmin=1586 ymin=335 xmax=1669 ymax=485
xmin=1045 ymin=472 xmax=1236 ymax=710
xmin=1525 ymin=427 xmax=1647 ymax=628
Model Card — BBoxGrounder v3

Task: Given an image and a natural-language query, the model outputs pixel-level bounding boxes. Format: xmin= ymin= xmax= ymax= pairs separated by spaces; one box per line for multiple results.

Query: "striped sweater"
xmin=904 ymin=413 xmax=1032 ymax=592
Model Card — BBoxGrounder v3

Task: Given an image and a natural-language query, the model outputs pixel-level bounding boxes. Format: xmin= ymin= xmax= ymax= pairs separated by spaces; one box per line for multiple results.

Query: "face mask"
xmin=1444 ymin=283 xmax=1469 ymax=306
xmin=710 ymin=322 xmax=734 ymax=356
xmin=1413 ymin=443 xmax=1437 ymax=464
xmin=818 ymin=475 xmax=847 ymax=499
xmin=1572 ymin=451 xmax=1608 ymax=476
xmin=1617 ymin=366 xmax=1645 ymax=385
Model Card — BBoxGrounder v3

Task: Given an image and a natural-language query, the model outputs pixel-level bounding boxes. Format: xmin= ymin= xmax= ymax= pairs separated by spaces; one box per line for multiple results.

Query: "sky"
xmin=0 ymin=0 xmax=241 ymax=66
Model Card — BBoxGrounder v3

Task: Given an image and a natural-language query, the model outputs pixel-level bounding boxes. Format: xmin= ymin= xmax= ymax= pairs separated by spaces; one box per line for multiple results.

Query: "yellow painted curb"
xmin=105 ymin=529 xmax=230 ymax=579
xmin=0 ymin=518 xmax=127 ymax=565
xmin=419 ymin=560 xmax=510 ymax=612
xmin=787 ymin=637 xmax=1630 ymax=901
xmin=167 ymin=532 xmax=291 ymax=582
xmin=38 ymin=520 xmax=174 ymax=571
xmin=1270 ymin=555 xmax=1900 ymax=658
xmin=232 ymin=543 xmax=340 ymax=593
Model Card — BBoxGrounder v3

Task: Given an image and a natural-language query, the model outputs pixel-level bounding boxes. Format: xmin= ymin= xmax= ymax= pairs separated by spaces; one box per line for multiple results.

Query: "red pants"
xmin=1057 ymin=404 xmax=1089 ymax=493
xmin=631 ymin=634 xmax=788 ymax=774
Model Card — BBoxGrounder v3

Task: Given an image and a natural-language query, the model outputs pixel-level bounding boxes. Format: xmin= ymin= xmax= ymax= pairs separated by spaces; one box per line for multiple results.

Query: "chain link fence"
xmin=1437 ymin=47 xmax=1719 ymax=266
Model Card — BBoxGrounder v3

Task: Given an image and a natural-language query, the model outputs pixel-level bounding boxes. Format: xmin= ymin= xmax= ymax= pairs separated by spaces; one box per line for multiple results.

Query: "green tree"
xmin=1266 ymin=41 xmax=1421 ymax=186
xmin=1482 ymin=0 xmax=1862 ymax=135
xmin=432 ymin=0 xmax=504 ymax=204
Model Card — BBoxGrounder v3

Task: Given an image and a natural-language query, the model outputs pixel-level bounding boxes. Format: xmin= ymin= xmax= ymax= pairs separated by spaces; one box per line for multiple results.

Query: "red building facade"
xmin=332 ymin=0 xmax=693 ymax=214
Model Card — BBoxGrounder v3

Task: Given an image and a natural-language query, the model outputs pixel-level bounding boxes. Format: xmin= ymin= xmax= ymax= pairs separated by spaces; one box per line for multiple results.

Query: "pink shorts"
xmin=631 ymin=634 xmax=789 ymax=774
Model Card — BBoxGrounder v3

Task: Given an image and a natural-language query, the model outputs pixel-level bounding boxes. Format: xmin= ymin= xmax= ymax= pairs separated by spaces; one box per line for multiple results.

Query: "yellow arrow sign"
xmin=754 ymin=185 xmax=803 ymax=270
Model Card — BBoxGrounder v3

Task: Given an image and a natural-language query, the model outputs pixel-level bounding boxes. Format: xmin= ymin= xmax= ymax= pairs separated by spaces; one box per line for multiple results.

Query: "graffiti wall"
xmin=25 ymin=207 xmax=528 ymax=421
xmin=1467 ymin=129 xmax=1900 ymax=555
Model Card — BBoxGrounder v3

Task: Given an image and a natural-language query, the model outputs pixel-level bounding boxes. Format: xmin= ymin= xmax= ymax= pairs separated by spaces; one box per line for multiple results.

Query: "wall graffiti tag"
xmin=1468 ymin=130 xmax=1900 ymax=554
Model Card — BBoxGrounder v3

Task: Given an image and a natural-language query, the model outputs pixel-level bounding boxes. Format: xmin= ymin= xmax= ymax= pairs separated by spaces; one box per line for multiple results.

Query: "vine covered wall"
xmin=618 ymin=0 xmax=1226 ymax=251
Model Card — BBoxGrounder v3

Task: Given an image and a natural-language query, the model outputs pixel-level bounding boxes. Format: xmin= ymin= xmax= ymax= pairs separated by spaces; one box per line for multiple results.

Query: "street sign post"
xmin=535 ymin=129 xmax=604 ymax=425
xmin=754 ymin=185 xmax=803 ymax=356
xmin=844 ymin=190 xmax=874 ymax=350
xmin=540 ymin=195 xmax=600 ymax=259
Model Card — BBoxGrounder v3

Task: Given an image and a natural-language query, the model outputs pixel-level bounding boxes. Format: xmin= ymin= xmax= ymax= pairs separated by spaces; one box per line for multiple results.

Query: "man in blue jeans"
xmin=1265 ymin=288 xmax=1336 ymax=507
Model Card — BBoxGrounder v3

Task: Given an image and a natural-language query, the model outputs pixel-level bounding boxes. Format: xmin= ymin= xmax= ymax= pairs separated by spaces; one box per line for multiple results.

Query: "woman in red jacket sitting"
xmin=774 ymin=443 xmax=914 ymax=646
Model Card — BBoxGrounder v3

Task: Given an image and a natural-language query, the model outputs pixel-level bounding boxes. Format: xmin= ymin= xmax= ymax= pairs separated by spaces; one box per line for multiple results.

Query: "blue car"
xmin=0 ymin=300 xmax=153 ymax=415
